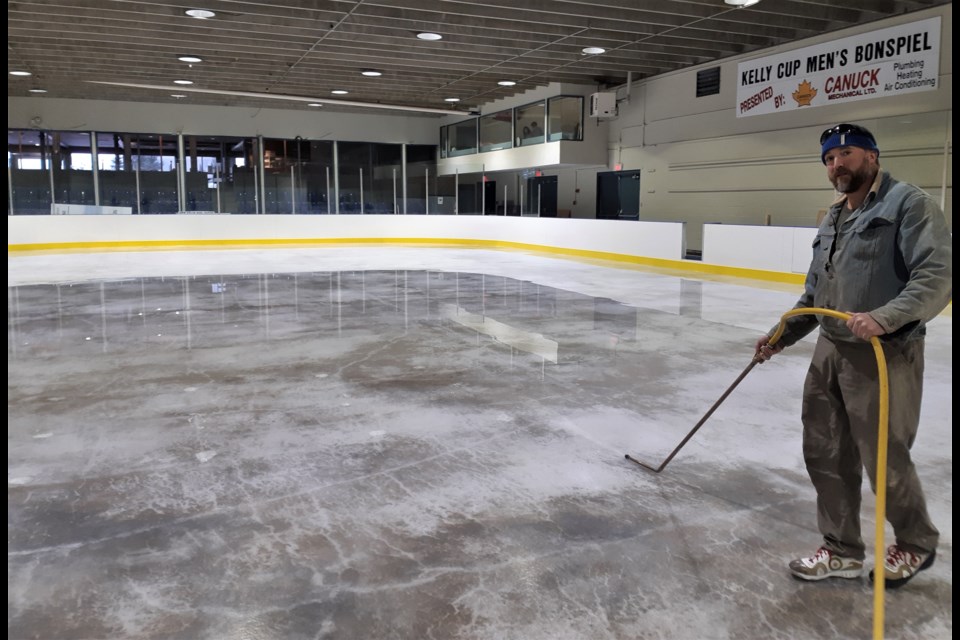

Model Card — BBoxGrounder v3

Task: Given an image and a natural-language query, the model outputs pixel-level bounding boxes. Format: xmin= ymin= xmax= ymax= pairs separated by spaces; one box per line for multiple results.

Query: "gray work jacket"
xmin=773 ymin=169 xmax=952 ymax=347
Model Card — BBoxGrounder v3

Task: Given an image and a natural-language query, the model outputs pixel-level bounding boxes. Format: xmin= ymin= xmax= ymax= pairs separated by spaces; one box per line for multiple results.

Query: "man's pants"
xmin=801 ymin=335 xmax=939 ymax=559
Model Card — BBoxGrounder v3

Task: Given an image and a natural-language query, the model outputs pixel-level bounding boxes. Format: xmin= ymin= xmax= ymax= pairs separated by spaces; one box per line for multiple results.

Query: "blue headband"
xmin=821 ymin=132 xmax=879 ymax=164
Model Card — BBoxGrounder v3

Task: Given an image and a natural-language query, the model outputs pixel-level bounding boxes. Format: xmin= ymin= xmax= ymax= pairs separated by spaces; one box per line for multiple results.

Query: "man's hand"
xmin=845 ymin=312 xmax=885 ymax=341
xmin=755 ymin=335 xmax=784 ymax=362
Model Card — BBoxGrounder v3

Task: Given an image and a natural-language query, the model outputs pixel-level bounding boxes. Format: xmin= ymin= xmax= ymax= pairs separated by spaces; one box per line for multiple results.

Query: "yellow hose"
xmin=768 ymin=307 xmax=889 ymax=640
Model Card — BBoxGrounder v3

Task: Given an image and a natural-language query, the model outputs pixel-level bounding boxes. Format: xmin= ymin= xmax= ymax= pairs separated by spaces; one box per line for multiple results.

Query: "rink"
xmin=8 ymin=246 xmax=952 ymax=640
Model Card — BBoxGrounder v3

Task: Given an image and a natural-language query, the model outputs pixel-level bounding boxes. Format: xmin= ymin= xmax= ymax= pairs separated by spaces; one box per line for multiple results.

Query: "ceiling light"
xmin=185 ymin=9 xmax=215 ymax=18
xmin=582 ymin=47 xmax=606 ymax=55
xmin=171 ymin=94 xmax=187 ymax=99
xmin=724 ymin=0 xmax=760 ymax=5
xmin=497 ymin=80 xmax=517 ymax=86
xmin=178 ymin=55 xmax=203 ymax=63
xmin=331 ymin=89 xmax=349 ymax=95
xmin=10 ymin=71 xmax=32 ymax=76
xmin=417 ymin=32 xmax=442 ymax=41
xmin=28 ymin=88 xmax=47 ymax=93
xmin=308 ymin=103 xmax=323 ymax=107
xmin=444 ymin=97 xmax=460 ymax=102
xmin=361 ymin=70 xmax=382 ymax=77
xmin=173 ymin=79 xmax=194 ymax=85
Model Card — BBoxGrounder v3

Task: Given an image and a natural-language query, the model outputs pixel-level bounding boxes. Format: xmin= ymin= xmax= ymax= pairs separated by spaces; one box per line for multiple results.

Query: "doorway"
xmin=596 ymin=170 xmax=640 ymax=220
xmin=525 ymin=175 xmax=558 ymax=216
xmin=483 ymin=180 xmax=499 ymax=215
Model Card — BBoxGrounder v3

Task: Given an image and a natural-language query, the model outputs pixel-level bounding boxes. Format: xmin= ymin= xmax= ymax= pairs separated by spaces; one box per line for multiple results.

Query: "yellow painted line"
xmin=8 ymin=237 xmax=950 ymax=313
xmin=7 ymin=236 xmax=801 ymax=286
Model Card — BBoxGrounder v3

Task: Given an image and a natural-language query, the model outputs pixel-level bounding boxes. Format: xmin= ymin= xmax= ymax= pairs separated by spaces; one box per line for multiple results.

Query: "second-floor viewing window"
xmin=515 ymin=101 xmax=546 ymax=147
xmin=547 ymin=96 xmax=583 ymax=142
xmin=479 ymin=110 xmax=513 ymax=153
xmin=437 ymin=95 xmax=584 ymax=159
xmin=447 ymin=120 xmax=478 ymax=157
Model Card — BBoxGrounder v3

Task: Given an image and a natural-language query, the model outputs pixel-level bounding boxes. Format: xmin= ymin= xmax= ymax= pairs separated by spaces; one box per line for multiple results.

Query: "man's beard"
xmin=832 ymin=166 xmax=870 ymax=193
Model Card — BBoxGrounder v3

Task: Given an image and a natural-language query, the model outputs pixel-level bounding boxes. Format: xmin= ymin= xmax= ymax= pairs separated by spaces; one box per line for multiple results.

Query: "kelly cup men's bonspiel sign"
xmin=736 ymin=17 xmax=940 ymax=118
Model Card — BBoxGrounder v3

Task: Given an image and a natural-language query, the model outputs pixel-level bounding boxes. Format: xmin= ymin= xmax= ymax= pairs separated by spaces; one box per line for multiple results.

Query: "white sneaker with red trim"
xmin=870 ymin=544 xmax=936 ymax=589
xmin=789 ymin=547 xmax=863 ymax=581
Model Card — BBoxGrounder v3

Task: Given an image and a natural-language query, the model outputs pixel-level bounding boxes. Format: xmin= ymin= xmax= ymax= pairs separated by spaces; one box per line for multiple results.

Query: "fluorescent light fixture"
xmin=582 ymin=47 xmax=606 ymax=55
xmin=361 ymin=70 xmax=382 ymax=77
xmin=417 ymin=32 xmax=442 ymax=41
xmin=87 ymin=81 xmax=470 ymax=115
xmin=308 ymin=103 xmax=323 ymax=107
xmin=173 ymin=79 xmax=194 ymax=85
xmin=178 ymin=55 xmax=203 ymax=63
xmin=185 ymin=9 xmax=215 ymax=18
xmin=331 ymin=89 xmax=349 ymax=95
xmin=28 ymin=88 xmax=47 ymax=93
xmin=497 ymin=80 xmax=517 ymax=86
xmin=171 ymin=94 xmax=187 ymax=98
xmin=444 ymin=97 xmax=460 ymax=102
xmin=724 ymin=0 xmax=760 ymax=5
xmin=10 ymin=71 xmax=32 ymax=76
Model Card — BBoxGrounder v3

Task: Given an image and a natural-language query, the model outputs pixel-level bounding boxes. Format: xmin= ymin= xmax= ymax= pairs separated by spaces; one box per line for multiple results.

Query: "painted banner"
xmin=736 ymin=17 xmax=940 ymax=117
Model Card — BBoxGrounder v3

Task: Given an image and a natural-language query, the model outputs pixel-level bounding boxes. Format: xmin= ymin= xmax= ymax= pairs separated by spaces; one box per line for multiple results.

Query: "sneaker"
xmin=869 ymin=545 xmax=936 ymax=589
xmin=789 ymin=547 xmax=864 ymax=581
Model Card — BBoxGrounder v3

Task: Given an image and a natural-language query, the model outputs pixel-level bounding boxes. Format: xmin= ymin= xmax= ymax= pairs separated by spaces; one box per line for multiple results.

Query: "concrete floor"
xmin=8 ymin=247 xmax=952 ymax=640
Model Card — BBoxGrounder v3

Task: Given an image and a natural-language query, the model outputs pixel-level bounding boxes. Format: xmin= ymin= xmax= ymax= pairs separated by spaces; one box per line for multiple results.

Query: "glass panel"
xmin=224 ymin=137 xmax=256 ymax=214
xmin=254 ymin=137 xmax=333 ymax=214
xmin=181 ymin=136 xmax=217 ymax=213
xmin=405 ymin=144 xmax=437 ymax=214
xmin=486 ymin=170 xmax=521 ymax=216
xmin=301 ymin=140 xmax=334 ymax=214
xmin=337 ymin=142 xmax=403 ymax=214
xmin=8 ymin=129 xmax=52 ymax=214
xmin=176 ymin=136 xmax=259 ymax=214
xmin=96 ymin=133 xmax=138 ymax=212
xmin=451 ymin=163 xmax=487 ymax=215
xmin=51 ymin=131 xmax=96 ymax=207
xmin=434 ymin=175 xmax=457 ymax=215
xmin=547 ymin=96 xmax=583 ymax=142
xmin=617 ymin=171 xmax=640 ymax=220
xmin=336 ymin=141 xmax=367 ymax=214
xmin=515 ymin=102 xmax=546 ymax=147
xmin=439 ymin=126 xmax=448 ymax=159
xmin=132 ymin=134 xmax=180 ymax=214
xmin=479 ymin=110 xmax=513 ymax=153
xmin=448 ymin=120 xmax=477 ymax=157
xmin=261 ymin=138 xmax=301 ymax=214
xmin=371 ymin=143 xmax=402 ymax=214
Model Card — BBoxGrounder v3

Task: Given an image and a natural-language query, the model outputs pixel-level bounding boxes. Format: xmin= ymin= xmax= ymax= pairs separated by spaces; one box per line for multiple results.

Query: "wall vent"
xmin=696 ymin=67 xmax=721 ymax=97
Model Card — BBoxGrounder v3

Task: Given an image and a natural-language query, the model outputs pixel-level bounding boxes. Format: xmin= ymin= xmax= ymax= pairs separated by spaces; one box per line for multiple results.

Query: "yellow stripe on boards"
xmin=9 ymin=236 xmax=807 ymax=287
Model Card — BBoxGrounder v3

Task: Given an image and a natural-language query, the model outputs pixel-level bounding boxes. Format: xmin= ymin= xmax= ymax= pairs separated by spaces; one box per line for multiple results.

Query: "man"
xmin=755 ymin=123 xmax=952 ymax=589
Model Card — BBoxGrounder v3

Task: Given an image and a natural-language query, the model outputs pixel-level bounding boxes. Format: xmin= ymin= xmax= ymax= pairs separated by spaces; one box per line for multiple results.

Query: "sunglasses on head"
xmin=820 ymin=123 xmax=876 ymax=145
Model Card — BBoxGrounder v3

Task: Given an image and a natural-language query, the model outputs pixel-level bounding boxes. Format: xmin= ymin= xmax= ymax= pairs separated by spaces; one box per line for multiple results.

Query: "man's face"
xmin=824 ymin=146 xmax=876 ymax=193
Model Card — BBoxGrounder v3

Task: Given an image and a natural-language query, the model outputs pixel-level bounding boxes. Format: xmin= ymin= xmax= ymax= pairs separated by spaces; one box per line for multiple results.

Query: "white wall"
xmin=703 ymin=224 xmax=817 ymax=274
xmin=438 ymin=140 xmax=607 ymax=176
xmin=7 ymin=214 xmax=833 ymax=277
xmin=601 ymin=4 xmax=952 ymax=251
xmin=8 ymin=214 xmax=687 ymax=262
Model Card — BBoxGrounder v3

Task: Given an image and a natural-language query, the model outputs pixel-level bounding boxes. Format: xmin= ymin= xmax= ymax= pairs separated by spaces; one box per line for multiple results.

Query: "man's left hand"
xmin=845 ymin=312 xmax=886 ymax=340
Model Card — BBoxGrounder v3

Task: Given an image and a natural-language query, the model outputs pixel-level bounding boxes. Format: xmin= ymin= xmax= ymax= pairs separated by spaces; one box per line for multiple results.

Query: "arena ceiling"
xmin=7 ymin=0 xmax=951 ymax=117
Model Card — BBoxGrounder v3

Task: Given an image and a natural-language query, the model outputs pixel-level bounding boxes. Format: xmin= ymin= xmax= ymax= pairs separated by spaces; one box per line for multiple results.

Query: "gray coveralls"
xmin=770 ymin=169 xmax=952 ymax=560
